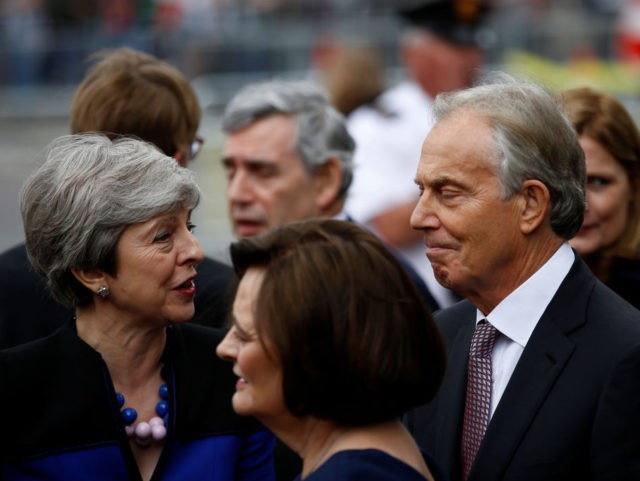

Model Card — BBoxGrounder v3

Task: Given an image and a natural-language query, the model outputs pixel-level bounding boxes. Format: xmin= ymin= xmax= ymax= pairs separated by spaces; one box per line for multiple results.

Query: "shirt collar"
xmin=476 ymin=242 xmax=575 ymax=347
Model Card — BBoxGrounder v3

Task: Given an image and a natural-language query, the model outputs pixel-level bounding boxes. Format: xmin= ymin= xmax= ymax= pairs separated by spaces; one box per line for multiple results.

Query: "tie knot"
xmin=469 ymin=321 xmax=498 ymax=359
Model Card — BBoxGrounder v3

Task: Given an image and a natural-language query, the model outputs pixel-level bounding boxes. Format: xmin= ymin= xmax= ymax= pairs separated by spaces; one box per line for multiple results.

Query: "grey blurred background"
xmin=2 ymin=0 xmax=639 ymax=259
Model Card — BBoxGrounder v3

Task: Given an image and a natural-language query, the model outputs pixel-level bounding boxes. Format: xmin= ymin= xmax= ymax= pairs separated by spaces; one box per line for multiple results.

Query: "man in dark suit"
xmin=0 ymin=48 xmax=233 ymax=349
xmin=220 ymin=78 xmax=440 ymax=313
xmin=406 ymin=72 xmax=640 ymax=481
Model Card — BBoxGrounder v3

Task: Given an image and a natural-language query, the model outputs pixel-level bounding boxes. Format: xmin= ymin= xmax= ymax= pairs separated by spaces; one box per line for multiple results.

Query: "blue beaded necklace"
xmin=117 ymin=383 xmax=169 ymax=446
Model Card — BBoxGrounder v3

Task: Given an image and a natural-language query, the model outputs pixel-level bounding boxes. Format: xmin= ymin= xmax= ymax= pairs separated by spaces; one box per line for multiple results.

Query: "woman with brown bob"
xmin=217 ymin=218 xmax=447 ymax=481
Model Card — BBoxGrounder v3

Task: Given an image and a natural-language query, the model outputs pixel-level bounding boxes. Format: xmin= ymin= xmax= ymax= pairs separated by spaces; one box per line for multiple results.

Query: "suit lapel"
xmin=469 ymin=256 xmax=595 ymax=481
xmin=470 ymin=315 xmax=575 ymax=480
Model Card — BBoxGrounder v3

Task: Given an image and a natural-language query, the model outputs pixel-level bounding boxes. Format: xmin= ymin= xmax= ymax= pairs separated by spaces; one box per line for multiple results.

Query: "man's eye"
xmin=440 ymin=189 xmax=460 ymax=200
xmin=252 ymin=165 xmax=277 ymax=178
xmin=187 ymin=222 xmax=196 ymax=233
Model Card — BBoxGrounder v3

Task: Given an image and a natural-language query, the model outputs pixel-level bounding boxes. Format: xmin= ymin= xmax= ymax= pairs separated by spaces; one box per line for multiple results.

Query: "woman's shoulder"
xmin=303 ymin=448 xmax=446 ymax=481
xmin=0 ymin=320 xmax=83 ymax=364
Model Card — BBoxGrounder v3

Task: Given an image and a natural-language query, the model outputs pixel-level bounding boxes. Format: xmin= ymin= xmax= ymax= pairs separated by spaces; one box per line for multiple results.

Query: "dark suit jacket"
xmin=0 ymin=243 xmax=234 ymax=349
xmin=405 ymin=255 xmax=640 ymax=481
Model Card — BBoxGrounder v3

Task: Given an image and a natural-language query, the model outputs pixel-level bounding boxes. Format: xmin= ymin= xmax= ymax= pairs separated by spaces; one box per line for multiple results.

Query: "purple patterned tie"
xmin=460 ymin=320 xmax=498 ymax=480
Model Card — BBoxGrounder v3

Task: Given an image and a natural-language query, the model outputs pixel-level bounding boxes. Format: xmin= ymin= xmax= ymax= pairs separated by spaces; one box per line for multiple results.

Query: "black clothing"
xmin=607 ymin=257 xmax=640 ymax=309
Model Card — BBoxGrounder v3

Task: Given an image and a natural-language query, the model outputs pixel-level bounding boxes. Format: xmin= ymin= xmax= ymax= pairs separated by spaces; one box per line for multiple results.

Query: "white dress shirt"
xmin=346 ymin=81 xmax=457 ymax=308
xmin=475 ymin=243 xmax=575 ymax=418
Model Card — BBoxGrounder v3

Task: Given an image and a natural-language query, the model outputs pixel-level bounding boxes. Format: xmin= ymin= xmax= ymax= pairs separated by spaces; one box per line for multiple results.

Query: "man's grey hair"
xmin=433 ymin=72 xmax=586 ymax=239
xmin=20 ymin=133 xmax=200 ymax=308
xmin=222 ymin=79 xmax=355 ymax=199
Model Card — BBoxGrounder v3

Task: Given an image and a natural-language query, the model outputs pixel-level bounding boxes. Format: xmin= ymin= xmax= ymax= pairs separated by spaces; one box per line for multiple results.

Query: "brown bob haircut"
xmin=229 ymin=218 xmax=446 ymax=426
xmin=70 ymin=47 xmax=200 ymax=159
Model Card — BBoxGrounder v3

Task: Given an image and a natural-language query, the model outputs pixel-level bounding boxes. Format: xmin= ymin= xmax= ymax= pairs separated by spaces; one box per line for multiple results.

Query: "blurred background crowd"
xmin=2 ymin=1 xmax=640 ymax=91
xmin=1 ymin=1 xmax=639 ymax=82
xmin=3 ymin=0 xmax=640 ymax=256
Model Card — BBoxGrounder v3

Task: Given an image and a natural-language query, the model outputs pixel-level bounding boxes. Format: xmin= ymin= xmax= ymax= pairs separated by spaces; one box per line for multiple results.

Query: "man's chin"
xmin=432 ymin=265 xmax=454 ymax=290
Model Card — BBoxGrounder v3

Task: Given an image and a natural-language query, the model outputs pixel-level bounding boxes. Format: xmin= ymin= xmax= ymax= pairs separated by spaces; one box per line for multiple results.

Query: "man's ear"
xmin=314 ymin=157 xmax=344 ymax=212
xmin=71 ymin=268 xmax=109 ymax=296
xmin=518 ymin=179 xmax=551 ymax=235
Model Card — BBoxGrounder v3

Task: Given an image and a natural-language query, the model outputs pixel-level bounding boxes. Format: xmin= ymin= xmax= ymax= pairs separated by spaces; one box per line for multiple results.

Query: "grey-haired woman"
xmin=0 ymin=134 xmax=274 ymax=481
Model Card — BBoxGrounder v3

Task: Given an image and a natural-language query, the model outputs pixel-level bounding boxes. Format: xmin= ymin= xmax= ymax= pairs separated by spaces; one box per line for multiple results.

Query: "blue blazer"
xmin=405 ymin=255 xmax=640 ymax=481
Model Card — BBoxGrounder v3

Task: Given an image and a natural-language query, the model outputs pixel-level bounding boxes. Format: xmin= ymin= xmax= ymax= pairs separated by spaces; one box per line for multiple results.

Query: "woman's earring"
xmin=97 ymin=286 xmax=110 ymax=298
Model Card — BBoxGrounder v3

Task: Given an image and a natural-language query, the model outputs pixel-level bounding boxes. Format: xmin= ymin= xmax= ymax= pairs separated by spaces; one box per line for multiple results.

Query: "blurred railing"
xmin=0 ymin=3 xmax=632 ymax=93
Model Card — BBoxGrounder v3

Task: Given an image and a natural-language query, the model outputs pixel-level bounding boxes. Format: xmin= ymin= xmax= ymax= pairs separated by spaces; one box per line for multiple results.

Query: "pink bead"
xmin=134 ymin=422 xmax=151 ymax=439
xmin=125 ymin=425 xmax=135 ymax=437
xmin=151 ymin=424 xmax=167 ymax=441
xmin=149 ymin=416 xmax=164 ymax=427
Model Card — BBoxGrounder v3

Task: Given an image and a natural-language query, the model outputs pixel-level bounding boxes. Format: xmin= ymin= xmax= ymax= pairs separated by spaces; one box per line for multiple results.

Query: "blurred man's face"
xmin=222 ymin=114 xmax=325 ymax=238
xmin=405 ymin=32 xmax=483 ymax=96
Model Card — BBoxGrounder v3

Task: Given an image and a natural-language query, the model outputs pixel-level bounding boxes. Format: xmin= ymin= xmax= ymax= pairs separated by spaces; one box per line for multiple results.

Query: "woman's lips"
xmin=173 ymin=280 xmax=196 ymax=297
xmin=577 ymin=224 xmax=594 ymax=236
xmin=235 ymin=377 xmax=248 ymax=390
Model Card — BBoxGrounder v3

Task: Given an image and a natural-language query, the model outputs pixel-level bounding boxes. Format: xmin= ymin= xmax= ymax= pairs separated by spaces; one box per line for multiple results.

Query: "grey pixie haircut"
xmin=433 ymin=72 xmax=586 ymax=239
xmin=20 ymin=133 xmax=200 ymax=308
xmin=222 ymin=79 xmax=355 ymax=199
